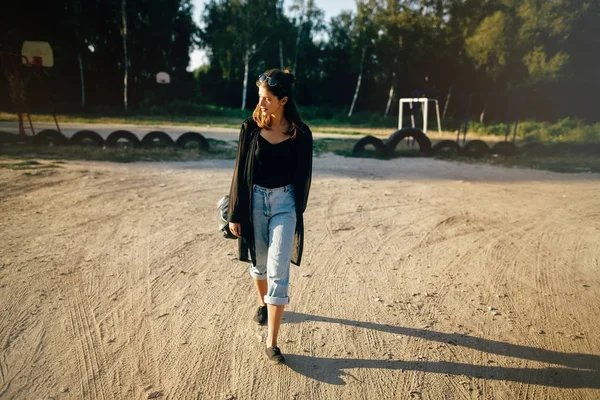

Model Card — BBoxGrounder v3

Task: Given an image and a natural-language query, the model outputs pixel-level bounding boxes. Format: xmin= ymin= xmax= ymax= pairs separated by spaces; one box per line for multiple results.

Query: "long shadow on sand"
xmin=282 ymin=312 xmax=600 ymax=388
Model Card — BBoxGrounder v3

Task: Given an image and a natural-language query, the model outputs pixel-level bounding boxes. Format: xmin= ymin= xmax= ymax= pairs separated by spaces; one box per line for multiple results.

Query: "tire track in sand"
xmin=67 ymin=286 xmax=111 ymax=399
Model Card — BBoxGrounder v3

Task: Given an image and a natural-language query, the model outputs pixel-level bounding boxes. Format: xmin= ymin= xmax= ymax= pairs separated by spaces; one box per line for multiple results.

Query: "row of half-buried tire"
xmin=419 ymin=138 xmax=600 ymax=157
xmin=351 ymin=128 xmax=599 ymax=158
xmin=32 ymin=129 xmax=209 ymax=150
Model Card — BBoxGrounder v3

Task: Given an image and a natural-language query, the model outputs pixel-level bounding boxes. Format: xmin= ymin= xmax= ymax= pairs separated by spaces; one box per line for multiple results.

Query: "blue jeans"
xmin=250 ymin=184 xmax=297 ymax=306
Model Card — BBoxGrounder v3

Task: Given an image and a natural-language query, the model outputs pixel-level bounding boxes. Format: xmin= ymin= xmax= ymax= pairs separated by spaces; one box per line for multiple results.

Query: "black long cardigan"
xmin=227 ymin=117 xmax=313 ymax=266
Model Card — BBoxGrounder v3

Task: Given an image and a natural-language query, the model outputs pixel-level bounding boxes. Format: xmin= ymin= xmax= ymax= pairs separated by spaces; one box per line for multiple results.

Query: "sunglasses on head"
xmin=259 ymin=74 xmax=286 ymax=92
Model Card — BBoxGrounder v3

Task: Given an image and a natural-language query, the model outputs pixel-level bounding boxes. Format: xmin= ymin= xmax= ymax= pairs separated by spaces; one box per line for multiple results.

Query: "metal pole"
xmin=162 ymin=84 xmax=167 ymax=116
xmin=14 ymin=57 xmax=26 ymax=136
xmin=435 ymin=100 xmax=442 ymax=137
xmin=399 ymin=100 xmax=403 ymax=130
xmin=423 ymin=99 xmax=428 ymax=134
xmin=463 ymin=93 xmax=472 ymax=145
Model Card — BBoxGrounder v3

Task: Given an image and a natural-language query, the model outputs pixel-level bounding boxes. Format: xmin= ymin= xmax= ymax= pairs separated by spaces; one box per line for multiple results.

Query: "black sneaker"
xmin=265 ymin=346 xmax=285 ymax=365
xmin=253 ymin=305 xmax=268 ymax=325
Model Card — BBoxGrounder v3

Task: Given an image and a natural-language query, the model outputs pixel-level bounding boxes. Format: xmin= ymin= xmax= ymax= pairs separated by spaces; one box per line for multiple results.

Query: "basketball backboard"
xmin=156 ymin=72 xmax=170 ymax=84
xmin=21 ymin=41 xmax=53 ymax=67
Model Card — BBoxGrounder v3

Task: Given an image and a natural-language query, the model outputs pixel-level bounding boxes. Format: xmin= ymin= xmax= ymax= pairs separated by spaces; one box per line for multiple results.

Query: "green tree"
xmin=347 ymin=0 xmax=380 ymax=117
xmin=288 ymin=0 xmax=325 ymax=75
xmin=200 ymin=0 xmax=284 ymax=109
xmin=320 ymin=11 xmax=355 ymax=108
xmin=374 ymin=1 xmax=442 ymax=116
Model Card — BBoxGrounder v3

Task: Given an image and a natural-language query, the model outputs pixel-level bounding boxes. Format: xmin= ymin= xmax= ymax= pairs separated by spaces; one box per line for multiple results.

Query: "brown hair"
xmin=252 ymin=68 xmax=303 ymax=137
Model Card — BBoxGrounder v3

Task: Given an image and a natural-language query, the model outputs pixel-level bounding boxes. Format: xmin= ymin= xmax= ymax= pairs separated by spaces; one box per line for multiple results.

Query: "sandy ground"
xmin=0 ymin=153 xmax=599 ymax=400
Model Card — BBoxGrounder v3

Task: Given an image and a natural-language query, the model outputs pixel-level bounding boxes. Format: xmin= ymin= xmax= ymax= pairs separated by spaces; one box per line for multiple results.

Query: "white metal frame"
xmin=398 ymin=98 xmax=442 ymax=136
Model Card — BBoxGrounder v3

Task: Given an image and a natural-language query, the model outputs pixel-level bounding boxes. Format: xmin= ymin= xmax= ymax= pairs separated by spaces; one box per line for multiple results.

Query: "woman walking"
xmin=227 ymin=68 xmax=313 ymax=365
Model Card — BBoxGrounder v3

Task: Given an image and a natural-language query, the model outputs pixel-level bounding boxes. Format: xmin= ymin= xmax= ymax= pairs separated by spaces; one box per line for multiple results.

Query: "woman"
xmin=227 ymin=68 xmax=313 ymax=365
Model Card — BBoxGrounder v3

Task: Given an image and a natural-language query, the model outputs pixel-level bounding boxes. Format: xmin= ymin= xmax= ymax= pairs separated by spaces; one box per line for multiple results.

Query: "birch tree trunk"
xmin=121 ymin=0 xmax=128 ymax=110
xmin=241 ymin=50 xmax=250 ymax=110
xmin=384 ymin=67 xmax=397 ymax=117
xmin=442 ymin=86 xmax=452 ymax=119
xmin=74 ymin=0 xmax=85 ymax=106
xmin=348 ymin=47 xmax=366 ymax=117
xmin=279 ymin=40 xmax=284 ymax=70
xmin=293 ymin=22 xmax=303 ymax=73
xmin=384 ymin=84 xmax=394 ymax=117
xmin=78 ymin=54 xmax=85 ymax=106
xmin=479 ymin=102 xmax=486 ymax=124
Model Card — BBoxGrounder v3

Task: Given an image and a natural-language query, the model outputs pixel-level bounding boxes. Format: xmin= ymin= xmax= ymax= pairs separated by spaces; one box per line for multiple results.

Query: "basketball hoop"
xmin=156 ymin=72 xmax=171 ymax=84
xmin=21 ymin=41 xmax=53 ymax=68
xmin=0 ymin=41 xmax=60 ymax=136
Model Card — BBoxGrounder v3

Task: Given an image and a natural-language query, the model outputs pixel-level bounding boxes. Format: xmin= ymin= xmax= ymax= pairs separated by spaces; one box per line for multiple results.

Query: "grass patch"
xmin=0 ymin=159 xmax=61 ymax=170
xmin=313 ymin=137 xmax=394 ymax=159
xmin=434 ymin=153 xmax=600 ymax=174
xmin=312 ymin=138 xmax=357 ymax=157
xmin=0 ymin=138 xmax=237 ymax=163
xmin=16 ymin=160 xmax=40 ymax=166
xmin=0 ymin=112 xmax=244 ymax=130
xmin=490 ymin=155 xmax=600 ymax=173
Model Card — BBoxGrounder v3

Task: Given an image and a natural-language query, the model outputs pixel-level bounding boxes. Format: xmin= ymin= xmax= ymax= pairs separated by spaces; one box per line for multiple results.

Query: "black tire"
xmin=520 ymin=142 xmax=545 ymax=156
xmin=34 ymin=129 xmax=68 ymax=146
xmin=351 ymin=135 xmax=390 ymax=158
xmin=491 ymin=141 xmax=518 ymax=156
xmin=141 ymin=131 xmax=175 ymax=148
xmin=544 ymin=142 xmax=570 ymax=156
xmin=430 ymin=140 xmax=461 ymax=156
xmin=568 ymin=143 xmax=588 ymax=155
xmin=69 ymin=130 xmax=104 ymax=146
xmin=175 ymin=132 xmax=209 ymax=150
xmin=0 ymin=132 xmax=31 ymax=145
xmin=461 ymin=140 xmax=490 ymax=157
xmin=105 ymin=130 xmax=141 ymax=148
xmin=385 ymin=128 xmax=432 ymax=153
xmin=578 ymin=143 xmax=600 ymax=156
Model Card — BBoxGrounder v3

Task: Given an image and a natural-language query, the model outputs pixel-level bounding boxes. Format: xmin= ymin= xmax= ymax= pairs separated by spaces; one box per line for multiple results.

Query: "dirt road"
xmin=0 ymin=154 xmax=599 ymax=399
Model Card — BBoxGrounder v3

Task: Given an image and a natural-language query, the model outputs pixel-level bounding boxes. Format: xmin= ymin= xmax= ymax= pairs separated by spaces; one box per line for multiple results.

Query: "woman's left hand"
xmin=229 ymin=222 xmax=241 ymax=237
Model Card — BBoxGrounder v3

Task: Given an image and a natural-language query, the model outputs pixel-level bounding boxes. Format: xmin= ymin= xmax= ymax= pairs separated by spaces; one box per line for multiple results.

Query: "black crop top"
xmin=253 ymin=134 xmax=295 ymax=188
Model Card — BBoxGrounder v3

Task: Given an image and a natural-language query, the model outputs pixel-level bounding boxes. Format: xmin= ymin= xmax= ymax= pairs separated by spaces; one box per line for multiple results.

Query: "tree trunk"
xmin=383 ymin=67 xmax=398 ymax=117
xmin=479 ymin=102 xmax=486 ymax=124
xmin=348 ymin=47 xmax=366 ymax=118
xmin=121 ymin=0 xmax=128 ymax=110
xmin=292 ymin=0 xmax=304 ymax=74
xmin=384 ymin=84 xmax=394 ymax=117
xmin=279 ymin=40 xmax=284 ymax=70
xmin=78 ymin=53 xmax=85 ymax=106
xmin=241 ymin=50 xmax=250 ymax=110
xmin=384 ymin=58 xmax=398 ymax=117
xmin=442 ymin=86 xmax=452 ymax=119
xmin=293 ymin=22 xmax=303 ymax=73
xmin=74 ymin=0 xmax=84 ymax=107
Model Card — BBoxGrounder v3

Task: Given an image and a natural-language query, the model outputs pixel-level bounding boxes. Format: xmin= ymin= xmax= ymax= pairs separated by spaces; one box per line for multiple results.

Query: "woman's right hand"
xmin=229 ymin=222 xmax=241 ymax=237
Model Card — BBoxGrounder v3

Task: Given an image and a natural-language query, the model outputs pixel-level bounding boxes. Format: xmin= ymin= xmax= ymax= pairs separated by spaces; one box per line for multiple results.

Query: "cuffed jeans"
xmin=250 ymin=184 xmax=296 ymax=306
